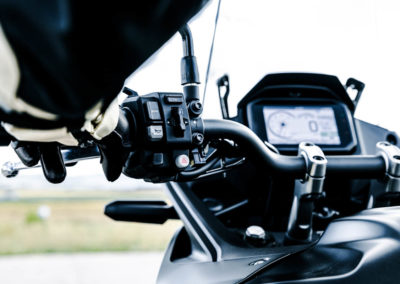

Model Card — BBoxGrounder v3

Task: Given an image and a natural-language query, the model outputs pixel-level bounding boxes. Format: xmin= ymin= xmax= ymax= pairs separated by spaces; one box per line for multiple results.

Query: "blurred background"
xmin=1 ymin=0 xmax=400 ymax=283
xmin=0 ymin=148 xmax=180 ymax=283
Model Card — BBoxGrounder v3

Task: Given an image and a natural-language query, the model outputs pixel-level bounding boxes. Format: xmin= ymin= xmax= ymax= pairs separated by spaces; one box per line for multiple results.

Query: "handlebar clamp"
xmin=298 ymin=142 xmax=327 ymax=195
xmin=286 ymin=142 xmax=327 ymax=244
xmin=377 ymin=141 xmax=400 ymax=193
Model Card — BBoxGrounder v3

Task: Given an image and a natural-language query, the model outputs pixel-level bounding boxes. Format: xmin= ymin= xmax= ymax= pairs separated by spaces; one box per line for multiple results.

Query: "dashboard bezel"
xmin=246 ymin=98 xmax=358 ymax=153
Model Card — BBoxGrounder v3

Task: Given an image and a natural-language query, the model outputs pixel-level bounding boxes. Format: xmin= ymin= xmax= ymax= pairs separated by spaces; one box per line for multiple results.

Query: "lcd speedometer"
xmin=264 ymin=106 xmax=341 ymax=145
xmin=267 ymin=111 xmax=295 ymax=138
xmin=240 ymin=73 xmax=358 ymax=153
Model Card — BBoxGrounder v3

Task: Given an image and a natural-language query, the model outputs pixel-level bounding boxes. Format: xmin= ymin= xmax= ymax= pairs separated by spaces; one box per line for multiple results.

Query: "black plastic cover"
xmin=245 ymin=206 xmax=400 ymax=283
xmin=238 ymin=73 xmax=355 ymax=113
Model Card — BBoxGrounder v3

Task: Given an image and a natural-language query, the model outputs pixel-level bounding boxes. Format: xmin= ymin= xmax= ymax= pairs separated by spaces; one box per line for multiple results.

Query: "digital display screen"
xmin=263 ymin=106 xmax=341 ymax=145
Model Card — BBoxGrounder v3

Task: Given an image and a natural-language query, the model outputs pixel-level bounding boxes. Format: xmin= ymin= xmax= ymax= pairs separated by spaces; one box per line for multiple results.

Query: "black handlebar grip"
xmin=97 ymin=109 xmax=133 ymax=182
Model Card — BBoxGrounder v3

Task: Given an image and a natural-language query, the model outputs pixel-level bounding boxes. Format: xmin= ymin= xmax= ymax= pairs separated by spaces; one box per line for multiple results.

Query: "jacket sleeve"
xmin=0 ymin=0 xmax=206 ymax=134
xmin=0 ymin=24 xmax=119 ymax=145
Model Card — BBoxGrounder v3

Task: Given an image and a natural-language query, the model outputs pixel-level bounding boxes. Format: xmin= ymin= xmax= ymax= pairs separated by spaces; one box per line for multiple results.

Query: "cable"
xmin=202 ymin=0 xmax=222 ymax=107
xmin=178 ymin=155 xmax=221 ymax=180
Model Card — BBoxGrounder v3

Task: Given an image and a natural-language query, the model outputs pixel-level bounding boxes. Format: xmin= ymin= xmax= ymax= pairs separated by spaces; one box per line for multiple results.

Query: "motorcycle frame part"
xmin=162 ymin=181 xmax=400 ymax=283
xmin=286 ymin=143 xmax=327 ymax=243
xmin=160 ymin=181 xmax=316 ymax=283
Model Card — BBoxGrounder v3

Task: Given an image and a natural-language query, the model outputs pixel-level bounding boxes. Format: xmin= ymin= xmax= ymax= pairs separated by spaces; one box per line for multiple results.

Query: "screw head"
xmin=192 ymin=133 xmax=204 ymax=145
xmin=189 ymin=101 xmax=203 ymax=116
xmin=193 ymin=101 xmax=202 ymax=111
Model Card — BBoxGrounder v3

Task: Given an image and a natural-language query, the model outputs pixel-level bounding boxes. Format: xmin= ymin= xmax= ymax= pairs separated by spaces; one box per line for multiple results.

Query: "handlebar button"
xmin=147 ymin=125 xmax=163 ymax=141
xmin=146 ymin=101 xmax=162 ymax=121
xmin=165 ymin=95 xmax=183 ymax=104
xmin=171 ymin=107 xmax=186 ymax=137
xmin=152 ymin=153 xmax=164 ymax=167
xmin=175 ymin=154 xmax=190 ymax=169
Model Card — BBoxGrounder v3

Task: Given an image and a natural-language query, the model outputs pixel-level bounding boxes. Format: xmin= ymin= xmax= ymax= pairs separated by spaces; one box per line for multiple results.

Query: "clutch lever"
xmin=1 ymin=146 xmax=100 ymax=178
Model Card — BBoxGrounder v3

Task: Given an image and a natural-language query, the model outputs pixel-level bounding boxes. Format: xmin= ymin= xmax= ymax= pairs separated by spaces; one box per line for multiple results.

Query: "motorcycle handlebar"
xmin=203 ymin=119 xmax=386 ymax=179
xmin=1 ymin=118 xmax=386 ymax=180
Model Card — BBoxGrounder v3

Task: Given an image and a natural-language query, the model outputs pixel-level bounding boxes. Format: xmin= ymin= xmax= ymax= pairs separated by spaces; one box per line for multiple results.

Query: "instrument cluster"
xmin=236 ymin=73 xmax=359 ymax=154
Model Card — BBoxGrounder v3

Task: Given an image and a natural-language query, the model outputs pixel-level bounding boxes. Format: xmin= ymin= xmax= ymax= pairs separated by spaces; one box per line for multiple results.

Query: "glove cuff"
xmin=84 ymin=98 xmax=119 ymax=140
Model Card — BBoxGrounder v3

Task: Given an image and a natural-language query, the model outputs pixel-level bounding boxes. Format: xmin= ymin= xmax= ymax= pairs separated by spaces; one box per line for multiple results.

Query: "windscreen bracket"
xmin=345 ymin=77 xmax=365 ymax=110
xmin=217 ymin=74 xmax=230 ymax=119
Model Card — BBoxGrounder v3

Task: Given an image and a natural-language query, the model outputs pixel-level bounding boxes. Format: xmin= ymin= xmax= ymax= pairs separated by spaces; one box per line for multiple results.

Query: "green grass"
xmin=0 ymin=189 xmax=182 ymax=255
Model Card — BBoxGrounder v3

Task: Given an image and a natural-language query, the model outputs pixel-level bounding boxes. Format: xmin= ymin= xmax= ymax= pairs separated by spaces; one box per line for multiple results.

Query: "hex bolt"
xmin=245 ymin=225 xmax=271 ymax=247
xmin=245 ymin=225 xmax=266 ymax=240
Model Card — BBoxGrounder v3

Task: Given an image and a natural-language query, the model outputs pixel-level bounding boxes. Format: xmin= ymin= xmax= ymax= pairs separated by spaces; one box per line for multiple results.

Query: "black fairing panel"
xmin=245 ymin=206 xmax=400 ymax=283
xmin=237 ymin=73 xmax=354 ymax=114
xmin=159 ymin=186 xmax=400 ymax=284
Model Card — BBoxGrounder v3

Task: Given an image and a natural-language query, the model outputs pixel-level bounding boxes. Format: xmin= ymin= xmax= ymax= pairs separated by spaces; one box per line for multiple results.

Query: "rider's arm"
xmin=0 ymin=0 xmax=207 ymax=183
xmin=0 ymin=25 xmax=122 ymax=183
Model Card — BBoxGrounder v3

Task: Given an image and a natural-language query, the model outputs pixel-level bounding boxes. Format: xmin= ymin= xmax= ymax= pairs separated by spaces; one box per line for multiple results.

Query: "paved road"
xmin=0 ymin=252 xmax=164 ymax=284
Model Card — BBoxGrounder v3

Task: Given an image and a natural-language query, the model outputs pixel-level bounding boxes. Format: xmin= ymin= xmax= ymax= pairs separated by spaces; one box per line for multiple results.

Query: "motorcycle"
xmin=3 ymin=8 xmax=400 ymax=284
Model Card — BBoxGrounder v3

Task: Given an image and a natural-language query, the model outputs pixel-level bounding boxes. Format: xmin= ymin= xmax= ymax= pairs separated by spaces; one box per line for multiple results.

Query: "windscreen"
xmin=263 ymin=106 xmax=341 ymax=145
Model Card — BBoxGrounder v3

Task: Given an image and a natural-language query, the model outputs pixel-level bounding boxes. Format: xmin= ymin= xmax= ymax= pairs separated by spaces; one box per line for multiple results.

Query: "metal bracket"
xmin=286 ymin=142 xmax=327 ymax=243
xmin=298 ymin=142 xmax=327 ymax=195
xmin=376 ymin=141 xmax=400 ymax=194
xmin=217 ymin=74 xmax=230 ymax=119
xmin=345 ymin=77 xmax=365 ymax=110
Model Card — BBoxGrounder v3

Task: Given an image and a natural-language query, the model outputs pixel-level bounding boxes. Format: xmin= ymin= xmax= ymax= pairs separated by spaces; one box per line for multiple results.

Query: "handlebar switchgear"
xmin=120 ymin=91 xmax=205 ymax=183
